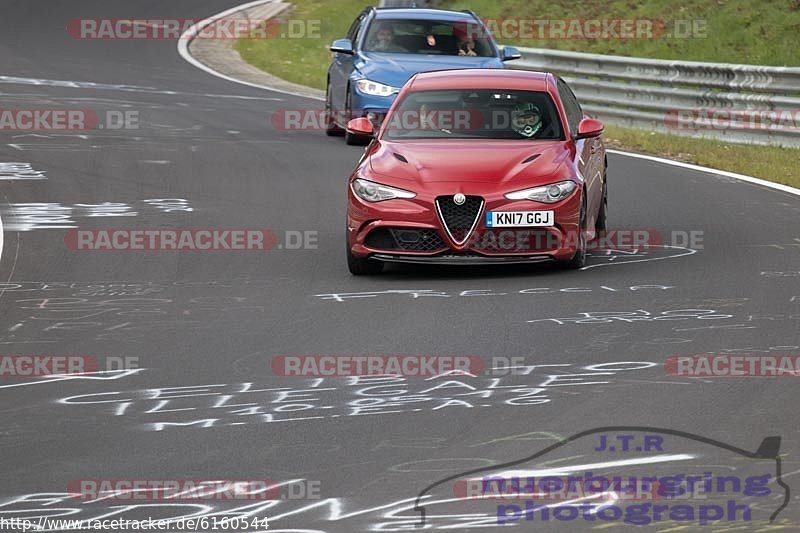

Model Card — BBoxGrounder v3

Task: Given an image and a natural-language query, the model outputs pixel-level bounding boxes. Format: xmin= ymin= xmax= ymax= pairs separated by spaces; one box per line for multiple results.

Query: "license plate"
xmin=486 ymin=210 xmax=554 ymax=228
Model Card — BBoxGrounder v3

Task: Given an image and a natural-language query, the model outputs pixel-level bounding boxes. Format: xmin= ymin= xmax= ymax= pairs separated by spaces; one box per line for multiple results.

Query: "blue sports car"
xmin=325 ymin=6 xmax=520 ymax=144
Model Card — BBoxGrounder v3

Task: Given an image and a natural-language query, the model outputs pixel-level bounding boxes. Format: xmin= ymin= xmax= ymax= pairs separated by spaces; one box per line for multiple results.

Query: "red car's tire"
xmin=561 ymin=196 xmax=587 ymax=270
xmin=595 ymin=171 xmax=608 ymax=232
xmin=347 ymin=241 xmax=383 ymax=275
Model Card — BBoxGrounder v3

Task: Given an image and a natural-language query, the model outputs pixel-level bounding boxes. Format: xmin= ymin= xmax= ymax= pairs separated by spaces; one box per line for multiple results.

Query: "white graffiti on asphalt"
xmin=55 ymin=362 xmax=659 ymax=431
xmin=0 ymin=199 xmax=193 ymax=231
xmin=527 ymin=309 xmax=734 ymax=325
xmin=316 ymin=285 xmax=674 ymax=303
xmin=0 ymin=162 xmax=46 ymax=179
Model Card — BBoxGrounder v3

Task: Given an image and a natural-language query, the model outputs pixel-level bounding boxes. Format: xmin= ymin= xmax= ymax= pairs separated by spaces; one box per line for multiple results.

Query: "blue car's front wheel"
xmin=325 ymin=80 xmax=344 ymax=137
xmin=344 ymin=88 xmax=359 ymax=145
xmin=344 ymin=87 xmax=370 ymax=146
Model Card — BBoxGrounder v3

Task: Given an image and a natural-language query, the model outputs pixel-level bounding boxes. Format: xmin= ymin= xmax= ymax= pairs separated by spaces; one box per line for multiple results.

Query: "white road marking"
xmin=176 ymin=0 xmax=324 ymax=101
xmin=0 ymin=76 xmax=282 ymax=101
xmin=0 ymin=162 xmax=47 ymax=180
xmin=582 ymin=245 xmax=697 ymax=270
xmin=490 ymin=454 xmax=695 ymax=478
xmin=608 ymin=149 xmax=800 ymax=196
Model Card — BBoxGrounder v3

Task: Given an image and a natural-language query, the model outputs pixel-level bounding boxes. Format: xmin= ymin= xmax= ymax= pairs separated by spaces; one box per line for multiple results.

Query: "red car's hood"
xmin=368 ymin=140 xmax=571 ymax=186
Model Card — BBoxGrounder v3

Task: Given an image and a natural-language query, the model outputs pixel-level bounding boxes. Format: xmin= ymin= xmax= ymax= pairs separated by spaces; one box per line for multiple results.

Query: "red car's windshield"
xmin=383 ymin=89 xmax=564 ymax=140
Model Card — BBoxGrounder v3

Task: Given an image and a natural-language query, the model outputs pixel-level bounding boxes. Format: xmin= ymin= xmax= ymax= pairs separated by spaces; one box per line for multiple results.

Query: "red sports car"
xmin=345 ymin=69 xmax=607 ymax=275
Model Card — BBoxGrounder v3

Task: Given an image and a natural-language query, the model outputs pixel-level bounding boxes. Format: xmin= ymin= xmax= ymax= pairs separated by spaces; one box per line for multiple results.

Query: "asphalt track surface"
xmin=0 ymin=1 xmax=799 ymax=531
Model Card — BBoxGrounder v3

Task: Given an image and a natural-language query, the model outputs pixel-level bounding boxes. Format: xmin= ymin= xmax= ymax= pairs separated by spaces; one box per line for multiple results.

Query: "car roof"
xmin=408 ymin=69 xmax=552 ymax=92
xmin=373 ymin=8 xmax=477 ymax=22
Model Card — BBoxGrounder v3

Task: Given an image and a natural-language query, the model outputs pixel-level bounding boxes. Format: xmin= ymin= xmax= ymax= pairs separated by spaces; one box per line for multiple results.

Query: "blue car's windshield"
xmin=383 ymin=89 xmax=565 ymax=141
xmin=363 ymin=19 xmax=495 ymax=57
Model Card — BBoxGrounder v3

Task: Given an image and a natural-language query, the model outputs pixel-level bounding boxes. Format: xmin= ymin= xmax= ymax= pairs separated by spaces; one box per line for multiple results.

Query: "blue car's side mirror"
xmin=502 ymin=46 xmax=521 ymax=61
xmin=330 ymin=38 xmax=354 ymax=55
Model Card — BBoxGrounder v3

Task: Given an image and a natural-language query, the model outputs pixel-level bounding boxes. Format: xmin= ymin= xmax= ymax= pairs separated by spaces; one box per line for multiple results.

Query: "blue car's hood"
xmin=354 ymin=52 xmax=504 ymax=88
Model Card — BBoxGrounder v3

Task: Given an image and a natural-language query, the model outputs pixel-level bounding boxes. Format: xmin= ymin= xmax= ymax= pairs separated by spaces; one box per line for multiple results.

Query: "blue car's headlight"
xmin=356 ymin=79 xmax=400 ymax=97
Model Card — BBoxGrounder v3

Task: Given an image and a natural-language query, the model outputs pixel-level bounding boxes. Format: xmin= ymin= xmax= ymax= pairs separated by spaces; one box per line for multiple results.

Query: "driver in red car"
xmin=511 ymin=102 xmax=544 ymax=138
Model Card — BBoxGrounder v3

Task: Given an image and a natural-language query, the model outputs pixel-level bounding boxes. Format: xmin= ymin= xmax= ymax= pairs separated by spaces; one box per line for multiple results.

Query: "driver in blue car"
xmin=370 ymin=24 xmax=407 ymax=53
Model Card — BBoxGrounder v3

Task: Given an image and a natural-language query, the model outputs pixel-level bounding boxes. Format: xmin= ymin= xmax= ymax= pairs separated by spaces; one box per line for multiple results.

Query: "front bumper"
xmin=370 ymin=253 xmax=556 ymax=265
xmin=350 ymin=89 xmax=395 ymax=126
xmin=347 ymin=183 xmax=582 ymax=262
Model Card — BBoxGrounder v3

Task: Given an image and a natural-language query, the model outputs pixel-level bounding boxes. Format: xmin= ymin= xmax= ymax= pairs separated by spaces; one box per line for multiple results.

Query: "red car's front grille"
xmin=435 ymin=195 xmax=484 ymax=244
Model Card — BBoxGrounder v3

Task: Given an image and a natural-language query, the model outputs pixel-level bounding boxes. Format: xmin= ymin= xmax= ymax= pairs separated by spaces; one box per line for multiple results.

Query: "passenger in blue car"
xmin=368 ymin=24 xmax=407 ymax=53
xmin=454 ymin=24 xmax=478 ymax=56
xmin=457 ymin=37 xmax=477 ymax=56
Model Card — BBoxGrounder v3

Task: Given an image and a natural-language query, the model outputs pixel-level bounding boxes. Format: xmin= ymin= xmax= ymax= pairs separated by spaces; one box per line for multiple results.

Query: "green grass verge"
xmin=444 ymin=0 xmax=800 ymax=66
xmin=234 ymin=0 xmax=800 ymax=189
xmin=604 ymin=125 xmax=799 ymax=189
xmin=235 ymin=0 xmax=800 ymax=89
xmin=236 ymin=0 xmax=374 ymax=90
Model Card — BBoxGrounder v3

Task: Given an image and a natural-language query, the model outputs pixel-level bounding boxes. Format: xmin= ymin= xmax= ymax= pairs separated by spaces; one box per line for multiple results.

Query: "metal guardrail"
xmin=376 ymin=1 xmax=798 ymax=146
xmin=379 ymin=0 xmax=442 ymax=6
xmin=513 ymin=47 xmax=800 ymax=147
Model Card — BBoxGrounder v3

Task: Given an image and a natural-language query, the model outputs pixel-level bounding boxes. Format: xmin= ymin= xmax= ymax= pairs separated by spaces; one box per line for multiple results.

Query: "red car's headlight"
xmin=505 ymin=180 xmax=577 ymax=203
xmin=352 ymin=178 xmax=416 ymax=202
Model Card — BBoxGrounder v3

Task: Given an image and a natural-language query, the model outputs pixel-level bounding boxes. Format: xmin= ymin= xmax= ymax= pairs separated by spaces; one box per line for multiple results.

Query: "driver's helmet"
xmin=511 ymin=102 xmax=543 ymax=138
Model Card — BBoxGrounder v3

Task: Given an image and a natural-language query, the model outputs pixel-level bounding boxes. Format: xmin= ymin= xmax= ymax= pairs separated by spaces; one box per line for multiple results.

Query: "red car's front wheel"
xmin=560 ymin=196 xmax=587 ymax=269
xmin=346 ymin=239 xmax=383 ymax=275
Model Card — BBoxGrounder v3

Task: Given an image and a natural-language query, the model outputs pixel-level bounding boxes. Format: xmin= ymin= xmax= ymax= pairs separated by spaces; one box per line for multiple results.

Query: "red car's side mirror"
xmin=346 ymin=117 xmax=374 ymax=137
xmin=575 ymin=117 xmax=604 ymax=139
